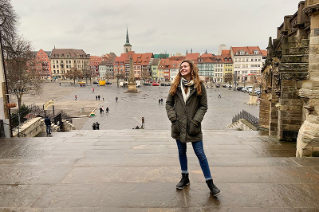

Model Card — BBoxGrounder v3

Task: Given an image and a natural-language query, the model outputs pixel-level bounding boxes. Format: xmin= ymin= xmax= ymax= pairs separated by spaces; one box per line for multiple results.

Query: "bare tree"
xmin=0 ymin=0 xmax=18 ymax=55
xmin=141 ymin=68 xmax=151 ymax=82
xmin=65 ymin=67 xmax=83 ymax=85
xmin=115 ymin=73 xmax=124 ymax=87
xmin=224 ymin=73 xmax=233 ymax=85
xmin=5 ymin=37 xmax=42 ymax=107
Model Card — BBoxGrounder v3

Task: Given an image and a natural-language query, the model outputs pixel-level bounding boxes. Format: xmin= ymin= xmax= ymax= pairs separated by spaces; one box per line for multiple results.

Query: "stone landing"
xmin=0 ymin=130 xmax=319 ymax=211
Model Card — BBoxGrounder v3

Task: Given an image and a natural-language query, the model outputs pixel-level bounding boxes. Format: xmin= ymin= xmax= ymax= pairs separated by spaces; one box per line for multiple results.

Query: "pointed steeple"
xmin=186 ymin=49 xmax=188 ymax=55
xmin=191 ymin=48 xmax=193 ymax=53
xmin=126 ymin=27 xmax=130 ymax=44
xmin=124 ymin=27 xmax=132 ymax=53
xmin=54 ymin=45 xmax=55 ymax=49
xmin=205 ymin=49 xmax=207 ymax=54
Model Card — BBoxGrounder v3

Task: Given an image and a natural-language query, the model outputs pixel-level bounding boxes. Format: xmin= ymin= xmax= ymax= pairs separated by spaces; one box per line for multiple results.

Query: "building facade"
xmin=90 ymin=56 xmax=102 ymax=77
xmin=231 ymin=46 xmax=265 ymax=84
xmin=49 ymin=49 xmax=90 ymax=79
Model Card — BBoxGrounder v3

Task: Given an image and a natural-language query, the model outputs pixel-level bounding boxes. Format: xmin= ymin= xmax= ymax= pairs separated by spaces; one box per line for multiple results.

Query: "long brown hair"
xmin=169 ymin=59 xmax=202 ymax=95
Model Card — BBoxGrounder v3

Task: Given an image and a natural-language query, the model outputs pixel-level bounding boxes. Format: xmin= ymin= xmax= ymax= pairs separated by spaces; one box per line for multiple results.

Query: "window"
xmin=56 ymin=60 xmax=58 ymax=63
xmin=53 ymin=65 xmax=55 ymax=68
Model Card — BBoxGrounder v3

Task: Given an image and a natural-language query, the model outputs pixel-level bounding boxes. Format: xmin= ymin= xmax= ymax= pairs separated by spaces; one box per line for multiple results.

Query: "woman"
xmin=165 ymin=60 xmax=220 ymax=196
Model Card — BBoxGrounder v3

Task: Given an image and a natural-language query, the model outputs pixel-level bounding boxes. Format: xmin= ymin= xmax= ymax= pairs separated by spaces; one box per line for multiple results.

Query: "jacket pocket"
xmin=188 ymin=120 xmax=201 ymax=136
xmin=172 ymin=121 xmax=180 ymax=135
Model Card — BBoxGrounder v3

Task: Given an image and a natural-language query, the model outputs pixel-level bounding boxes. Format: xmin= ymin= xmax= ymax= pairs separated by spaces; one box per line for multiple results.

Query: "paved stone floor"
xmin=1 ymin=129 xmax=319 ymax=211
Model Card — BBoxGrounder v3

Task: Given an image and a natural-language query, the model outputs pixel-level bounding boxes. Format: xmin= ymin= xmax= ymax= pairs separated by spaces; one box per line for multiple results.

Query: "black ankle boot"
xmin=176 ymin=173 xmax=190 ymax=190
xmin=206 ymin=179 xmax=220 ymax=196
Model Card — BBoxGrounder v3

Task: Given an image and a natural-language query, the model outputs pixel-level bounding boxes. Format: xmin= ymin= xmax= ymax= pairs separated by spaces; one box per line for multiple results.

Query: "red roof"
xmin=231 ymin=46 xmax=261 ymax=55
xmin=261 ymin=50 xmax=267 ymax=57
xmin=185 ymin=53 xmax=200 ymax=62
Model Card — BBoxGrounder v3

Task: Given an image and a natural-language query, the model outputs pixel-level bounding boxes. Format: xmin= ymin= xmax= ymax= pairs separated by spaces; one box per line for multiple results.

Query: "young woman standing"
xmin=165 ymin=60 xmax=220 ymax=196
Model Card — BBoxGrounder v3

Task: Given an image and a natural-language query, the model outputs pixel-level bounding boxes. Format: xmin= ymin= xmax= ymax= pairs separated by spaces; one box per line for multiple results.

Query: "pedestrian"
xmin=92 ymin=87 xmax=94 ymax=93
xmin=106 ymin=107 xmax=109 ymax=113
xmin=92 ymin=122 xmax=96 ymax=130
xmin=99 ymin=107 xmax=103 ymax=114
xmin=75 ymin=95 xmax=77 ymax=100
xmin=102 ymin=106 xmax=104 ymax=113
xmin=44 ymin=117 xmax=51 ymax=135
xmin=96 ymin=96 xmax=97 ymax=101
xmin=159 ymin=99 xmax=161 ymax=104
xmin=116 ymin=97 xmax=118 ymax=102
xmin=103 ymin=97 xmax=104 ymax=101
xmin=98 ymin=95 xmax=100 ymax=100
xmin=95 ymin=122 xmax=100 ymax=130
xmin=218 ymin=93 xmax=221 ymax=98
xmin=141 ymin=117 xmax=145 ymax=129
xmin=165 ymin=59 xmax=220 ymax=196
xmin=161 ymin=98 xmax=163 ymax=104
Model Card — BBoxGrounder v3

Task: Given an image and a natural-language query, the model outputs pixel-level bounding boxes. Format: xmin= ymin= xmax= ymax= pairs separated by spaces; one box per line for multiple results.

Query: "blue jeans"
xmin=46 ymin=125 xmax=51 ymax=134
xmin=176 ymin=139 xmax=212 ymax=180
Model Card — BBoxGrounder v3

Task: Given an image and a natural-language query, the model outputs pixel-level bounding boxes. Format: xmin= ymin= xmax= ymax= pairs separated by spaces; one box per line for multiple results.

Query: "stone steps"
xmin=0 ymin=129 xmax=319 ymax=211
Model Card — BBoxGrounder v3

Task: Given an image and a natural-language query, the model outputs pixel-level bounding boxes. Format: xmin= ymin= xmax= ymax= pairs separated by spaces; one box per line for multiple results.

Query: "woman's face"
xmin=180 ymin=62 xmax=191 ymax=79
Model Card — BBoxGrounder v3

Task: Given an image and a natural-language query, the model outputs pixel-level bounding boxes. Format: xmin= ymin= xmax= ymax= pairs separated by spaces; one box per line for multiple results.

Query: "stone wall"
xmin=12 ymin=118 xmax=76 ymax=137
xmin=260 ymin=1 xmax=310 ymax=142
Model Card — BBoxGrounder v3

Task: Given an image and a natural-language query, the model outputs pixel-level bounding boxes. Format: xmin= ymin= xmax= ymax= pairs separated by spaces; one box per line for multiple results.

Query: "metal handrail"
xmin=232 ymin=110 xmax=259 ymax=128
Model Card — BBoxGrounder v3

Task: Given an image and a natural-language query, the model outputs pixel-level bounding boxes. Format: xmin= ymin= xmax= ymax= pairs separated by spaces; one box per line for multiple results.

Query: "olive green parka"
xmin=165 ymin=82 xmax=207 ymax=143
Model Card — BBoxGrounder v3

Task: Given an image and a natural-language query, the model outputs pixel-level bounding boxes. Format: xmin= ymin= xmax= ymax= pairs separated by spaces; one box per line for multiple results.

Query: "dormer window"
xmin=253 ymin=50 xmax=259 ymax=54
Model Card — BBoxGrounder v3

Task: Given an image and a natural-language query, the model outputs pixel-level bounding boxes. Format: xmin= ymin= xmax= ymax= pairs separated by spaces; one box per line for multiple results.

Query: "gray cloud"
xmin=12 ymin=0 xmax=302 ymax=56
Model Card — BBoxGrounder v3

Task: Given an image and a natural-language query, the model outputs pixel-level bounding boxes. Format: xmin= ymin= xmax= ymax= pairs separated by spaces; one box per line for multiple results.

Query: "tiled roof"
xmin=150 ymin=58 xmax=160 ymax=66
xmin=99 ymin=61 xmax=108 ymax=66
xmin=185 ymin=53 xmax=200 ymax=61
xmin=221 ymin=50 xmax=230 ymax=56
xmin=231 ymin=46 xmax=262 ymax=55
xmin=50 ymin=49 xmax=88 ymax=58
xmin=261 ymin=50 xmax=267 ymax=57
xmin=168 ymin=56 xmax=185 ymax=61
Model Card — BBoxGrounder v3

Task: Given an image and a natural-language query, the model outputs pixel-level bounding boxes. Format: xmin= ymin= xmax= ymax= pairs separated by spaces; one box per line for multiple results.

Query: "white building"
xmin=230 ymin=46 xmax=266 ymax=84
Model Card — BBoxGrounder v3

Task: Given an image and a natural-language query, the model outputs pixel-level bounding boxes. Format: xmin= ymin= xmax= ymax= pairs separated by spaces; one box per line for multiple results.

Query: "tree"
xmin=115 ymin=73 xmax=124 ymax=87
xmin=65 ymin=67 xmax=83 ymax=85
xmin=0 ymin=0 xmax=18 ymax=55
xmin=5 ymin=37 xmax=42 ymax=107
xmin=141 ymin=68 xmax=151 ymax=82
xmin=224 ymin=73 xmax=233 ymax=85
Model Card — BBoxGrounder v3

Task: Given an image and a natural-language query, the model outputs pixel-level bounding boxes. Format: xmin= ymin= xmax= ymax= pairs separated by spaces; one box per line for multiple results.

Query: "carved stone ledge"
xmin=303 ymin=4 xmax=319 ymax=16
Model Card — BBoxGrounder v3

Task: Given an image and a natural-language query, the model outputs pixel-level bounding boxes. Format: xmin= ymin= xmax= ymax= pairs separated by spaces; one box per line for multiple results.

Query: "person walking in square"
xmin=165 ymin=59 xmax=220 ymax=196
xmin=44 ymin=117 xmax=51 ymax=135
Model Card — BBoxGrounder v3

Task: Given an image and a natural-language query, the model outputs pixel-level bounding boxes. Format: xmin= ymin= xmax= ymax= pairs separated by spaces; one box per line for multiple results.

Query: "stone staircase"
xmin=0 ymin=129 xmax=319 ymax=211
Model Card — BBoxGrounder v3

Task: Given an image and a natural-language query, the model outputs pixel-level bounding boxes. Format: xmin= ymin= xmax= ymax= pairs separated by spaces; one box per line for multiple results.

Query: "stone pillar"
xmin=297 ymin=1 xmax=319 ymax=157
xmin=126 ymin=57 xmax=138 ymax=93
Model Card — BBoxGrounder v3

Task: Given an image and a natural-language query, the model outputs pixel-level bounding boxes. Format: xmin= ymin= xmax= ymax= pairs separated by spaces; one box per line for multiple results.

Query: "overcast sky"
xmin=12 ymin=0 xmax=302 ymax=56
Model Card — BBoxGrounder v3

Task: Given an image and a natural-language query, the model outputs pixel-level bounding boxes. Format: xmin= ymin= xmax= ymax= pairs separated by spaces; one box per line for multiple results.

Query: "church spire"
xmin=126 ymin=27 xmax=130 ymax=44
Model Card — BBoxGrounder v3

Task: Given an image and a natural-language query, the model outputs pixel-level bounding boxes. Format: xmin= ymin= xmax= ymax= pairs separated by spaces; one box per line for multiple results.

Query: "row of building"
xmin=31 ymin=30 xmax=267 ymax=83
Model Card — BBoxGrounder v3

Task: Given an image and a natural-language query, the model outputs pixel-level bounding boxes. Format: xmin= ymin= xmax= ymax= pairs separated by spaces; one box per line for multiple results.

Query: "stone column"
xmin=126 ymin=57 xmax=138 ymax=93
xmin=297 ymin=1 xmax=319 ymax=157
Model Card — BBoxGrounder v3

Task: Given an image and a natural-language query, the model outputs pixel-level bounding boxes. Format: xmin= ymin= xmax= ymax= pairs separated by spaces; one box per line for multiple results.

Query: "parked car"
xmin=105 ymin=81 xmax=112 ymax=85
xmin=215 ymin=83 xmax=220 ymax=88
xmin=255 ymin=89 xmax=261 ymax=95
xmin=160 ymin=83 xmax=165 ymax=86
xmin=237 ymin=87 xmax=244 ymax=91
xmin=164 ymin=83 xmax=171 ymax=86
xmin=93 ymin=81 xmax=99 ymax=84
xmin=143 ymin=83 xmax=151 ymax=86
xmin=152 ymin=82 xmax=160 ymax=86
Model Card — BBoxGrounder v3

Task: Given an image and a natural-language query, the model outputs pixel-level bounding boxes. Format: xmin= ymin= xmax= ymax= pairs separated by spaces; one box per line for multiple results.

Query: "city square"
xmin=1 ymin=0 xmax=319 ymax=211
xmin=20 ymin=81 xmax=259 ymax=131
